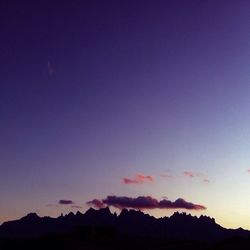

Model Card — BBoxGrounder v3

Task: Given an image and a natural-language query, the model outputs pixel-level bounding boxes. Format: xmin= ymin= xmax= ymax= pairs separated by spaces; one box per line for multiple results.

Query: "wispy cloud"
xmin=159 ymin=169 xmax=175 ymax=179
xmin=183 ymin=171 xmax=210 ymax=183
xmin=183 ymin=171 xmax=195 ymax=178
xmin=87 ymin=195 xmax=206 ymax=210
xmin=122 ymin=174 xmax=154 ymax=184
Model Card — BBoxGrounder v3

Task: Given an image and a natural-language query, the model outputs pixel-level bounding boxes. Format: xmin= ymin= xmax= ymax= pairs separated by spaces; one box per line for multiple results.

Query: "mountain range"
xmin=0 ymin=208 xmax=249 ymax=242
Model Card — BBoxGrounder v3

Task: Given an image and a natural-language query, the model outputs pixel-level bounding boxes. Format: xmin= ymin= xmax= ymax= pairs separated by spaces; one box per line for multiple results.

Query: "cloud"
xmin=183 ymin=171 xmax=209 ymax=183
xmin=122 ymin=174 xmax=154 ymax=184
xmin=103 ymin=196 xmax=158 ymax=209
xmin=86 ymin=199 xmax=106 ymax=209
xmin=59 ymin=200 xmax=74 ymax=205
xmin=86 ymin=195 xmax=206 ymax=210
xmin=183 ymin=171 xmax=195 ymax=178
xmin=158 ymin=198 xmax=206 ymax=210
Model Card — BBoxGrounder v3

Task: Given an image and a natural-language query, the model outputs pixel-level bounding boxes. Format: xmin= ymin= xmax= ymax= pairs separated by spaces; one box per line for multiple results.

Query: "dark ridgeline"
xmin=0 ymin=208 xmax=250 ymax=249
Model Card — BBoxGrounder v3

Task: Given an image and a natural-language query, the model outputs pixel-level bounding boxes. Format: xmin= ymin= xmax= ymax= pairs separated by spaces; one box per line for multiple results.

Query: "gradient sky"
xmin=1 ymin=0 xmax=250 ymax=229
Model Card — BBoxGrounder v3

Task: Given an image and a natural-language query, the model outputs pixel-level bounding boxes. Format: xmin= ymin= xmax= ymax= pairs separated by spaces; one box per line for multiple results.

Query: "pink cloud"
xmin=122 ymin=174 xmax=154 ymax=184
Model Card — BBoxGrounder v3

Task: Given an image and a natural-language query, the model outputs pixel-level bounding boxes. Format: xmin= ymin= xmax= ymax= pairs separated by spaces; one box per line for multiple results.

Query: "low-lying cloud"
xmin=86 ymin=199 xmax=106 ymax=208
xmin=59 ymin=200 xmax=74 ymax=205
xmin=87 ymin=195 xmax=206 ymax=210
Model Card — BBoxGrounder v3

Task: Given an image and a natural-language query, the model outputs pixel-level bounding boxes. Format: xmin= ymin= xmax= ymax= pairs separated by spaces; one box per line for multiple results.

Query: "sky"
xmin=1 ymin=0 xmax=250 ymax=229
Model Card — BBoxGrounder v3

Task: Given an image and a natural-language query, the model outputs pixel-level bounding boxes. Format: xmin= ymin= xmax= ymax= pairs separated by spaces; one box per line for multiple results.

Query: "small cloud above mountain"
xmin=59 ymin=200 xmax=74 ymax=205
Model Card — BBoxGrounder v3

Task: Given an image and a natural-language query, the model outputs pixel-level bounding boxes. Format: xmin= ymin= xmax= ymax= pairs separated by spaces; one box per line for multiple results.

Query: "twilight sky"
xmin=1 ymin=0 xmax=250 ymax=229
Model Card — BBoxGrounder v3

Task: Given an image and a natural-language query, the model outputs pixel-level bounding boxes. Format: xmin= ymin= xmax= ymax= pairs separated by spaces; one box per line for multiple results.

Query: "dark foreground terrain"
xmin=2 ymin=235 xmax=250 ymax=250
xmin=1 ymin=208 xmax=250 ymax=249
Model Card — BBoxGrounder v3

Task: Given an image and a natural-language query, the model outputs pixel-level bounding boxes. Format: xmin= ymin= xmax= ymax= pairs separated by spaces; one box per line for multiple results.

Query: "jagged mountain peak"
xmin=99 ymin=206 xmax=112 ymax=214
xmin=20 ymin=212 xmax=40 ymax=221
xmin=76 ymin=211 xmax=83 ymax=216
xmin=85 ymin=207 xmax=97 ymax=216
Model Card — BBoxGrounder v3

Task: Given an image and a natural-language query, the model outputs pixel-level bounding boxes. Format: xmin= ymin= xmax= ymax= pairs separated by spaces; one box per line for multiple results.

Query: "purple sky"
xmin=1 ymin=1 xmax=250 ymax=229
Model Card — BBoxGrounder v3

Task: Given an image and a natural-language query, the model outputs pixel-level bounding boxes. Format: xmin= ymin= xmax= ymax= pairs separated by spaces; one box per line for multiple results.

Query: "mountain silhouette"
xmin=0 ymin=208 xmax=249 ymax=242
